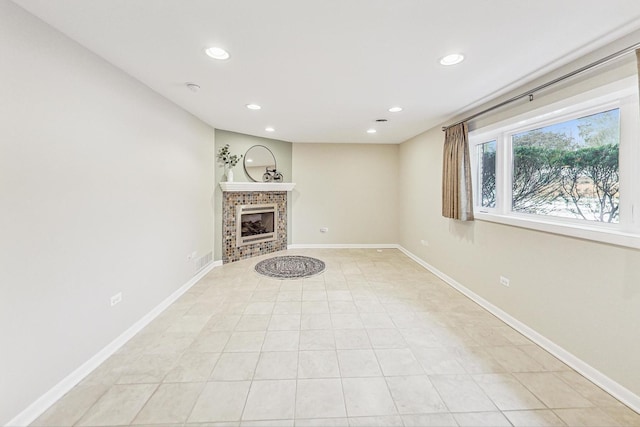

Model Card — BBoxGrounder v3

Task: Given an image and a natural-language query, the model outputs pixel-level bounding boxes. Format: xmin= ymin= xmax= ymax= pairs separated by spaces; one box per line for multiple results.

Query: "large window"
xmin=469 ymin=78 xmax=640 ymax=248
xmin=511 ymin=109 xmax=619 ymax=222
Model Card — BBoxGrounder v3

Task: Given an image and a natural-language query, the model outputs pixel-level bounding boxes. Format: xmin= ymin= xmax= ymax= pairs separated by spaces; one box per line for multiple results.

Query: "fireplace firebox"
xmin=236 ymin=203 xmax=277 ymax=247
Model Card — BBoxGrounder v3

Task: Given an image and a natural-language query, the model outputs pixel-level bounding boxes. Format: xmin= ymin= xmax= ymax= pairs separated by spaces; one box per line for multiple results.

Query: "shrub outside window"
xmin=510 ymin=109 xmax=619 ymax=223
xmin=476 ymin=140 xmax=497 ymax=209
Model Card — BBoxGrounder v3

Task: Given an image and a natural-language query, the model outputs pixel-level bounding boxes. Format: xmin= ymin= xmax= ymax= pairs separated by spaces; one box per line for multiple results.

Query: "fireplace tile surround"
xmin=222 ymin=191 xmax=288 ymax=263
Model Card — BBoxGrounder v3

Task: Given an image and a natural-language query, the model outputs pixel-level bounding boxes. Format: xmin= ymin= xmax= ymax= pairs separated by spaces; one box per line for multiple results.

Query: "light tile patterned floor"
xmin=32 ymin=249 xmax=640 ymax=426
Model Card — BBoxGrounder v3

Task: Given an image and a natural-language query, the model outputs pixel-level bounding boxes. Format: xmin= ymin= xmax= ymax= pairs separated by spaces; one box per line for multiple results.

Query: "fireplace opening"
xmin=241 ymin=212 xmax=274 ymax=236
xmin=236 ymin=203 xmax=277 ymax=247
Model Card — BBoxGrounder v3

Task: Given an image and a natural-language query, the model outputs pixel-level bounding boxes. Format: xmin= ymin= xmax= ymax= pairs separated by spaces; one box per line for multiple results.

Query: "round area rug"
xmin=255 ymin=255 xmax=325 ymax=279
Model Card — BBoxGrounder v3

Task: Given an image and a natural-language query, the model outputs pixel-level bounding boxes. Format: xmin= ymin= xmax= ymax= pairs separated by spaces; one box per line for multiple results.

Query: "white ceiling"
xmin=12 ymin=0 xmax=640 ymax=143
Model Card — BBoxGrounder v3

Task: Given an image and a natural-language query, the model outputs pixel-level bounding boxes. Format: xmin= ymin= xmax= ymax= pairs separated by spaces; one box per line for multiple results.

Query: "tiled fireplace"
xmin=220 ymin=182 xmax=295 ymax=263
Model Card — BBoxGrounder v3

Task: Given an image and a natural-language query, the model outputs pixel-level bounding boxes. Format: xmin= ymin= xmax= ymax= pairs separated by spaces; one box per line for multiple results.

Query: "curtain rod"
xmin=441 ymin=41 xmax=640 ymax=132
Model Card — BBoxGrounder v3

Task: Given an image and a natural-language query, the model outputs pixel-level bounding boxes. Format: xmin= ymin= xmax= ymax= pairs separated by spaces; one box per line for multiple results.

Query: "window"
xmin=476 ymin=140 xmax=496 ymax=209
xmin=469 ymin=78 xmax=640 ymax=248
xmin=511 ymin=109 xmax=619 ymax=222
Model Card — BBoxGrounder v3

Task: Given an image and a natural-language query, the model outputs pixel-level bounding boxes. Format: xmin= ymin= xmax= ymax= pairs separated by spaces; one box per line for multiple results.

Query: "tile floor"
xmin=32 ymin=249 xmax=640 ymax=426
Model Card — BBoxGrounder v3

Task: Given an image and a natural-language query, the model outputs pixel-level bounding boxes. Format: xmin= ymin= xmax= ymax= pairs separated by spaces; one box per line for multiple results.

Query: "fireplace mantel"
xmin=219 ymin=182 xmax=296 ymax=192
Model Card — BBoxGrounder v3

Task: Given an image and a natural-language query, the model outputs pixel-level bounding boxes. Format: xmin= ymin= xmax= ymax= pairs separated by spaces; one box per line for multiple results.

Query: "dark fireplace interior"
xmin=241 ymin=212 xmax=274 ymax=237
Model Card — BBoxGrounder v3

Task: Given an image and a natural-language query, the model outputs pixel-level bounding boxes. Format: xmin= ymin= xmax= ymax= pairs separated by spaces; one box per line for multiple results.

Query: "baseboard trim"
xmin=6 ymin=262 xmax=218 ymax=427
xmin=10 ymin=246 xmax=639 ymax=425
xmin=287 ymin=243 xmax=400 ymax=249
xmin=396 ymin=245 xmax=640 ymax=414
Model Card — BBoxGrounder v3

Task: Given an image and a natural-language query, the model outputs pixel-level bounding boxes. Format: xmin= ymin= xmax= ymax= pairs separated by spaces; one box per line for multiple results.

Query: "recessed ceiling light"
xmin=388 ymin=107 xmax=403 ymax=113
xmin=265 ymin=127 xmax=275 ymax=132
xmin=246 ymin=104 xmax=261 ymax=110
xmin=367 ymin=129 xmax=377 ymax=134
xmin=205 ymin=47 xmax=230 ymax=60
xmin=185 ymin=82 xmax=201 ymax=92
xmin=440 ymin=53 xmax=464 ymax=66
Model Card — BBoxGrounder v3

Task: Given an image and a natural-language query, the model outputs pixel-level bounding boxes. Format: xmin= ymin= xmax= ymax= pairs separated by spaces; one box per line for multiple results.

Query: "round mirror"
xmin=244 ymin=145 xmax=277 ymax=182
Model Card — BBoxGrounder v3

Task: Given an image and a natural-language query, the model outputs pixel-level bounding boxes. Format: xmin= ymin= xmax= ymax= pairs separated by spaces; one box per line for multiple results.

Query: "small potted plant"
xmin=217 ymin=144 xmax=242 ymax=182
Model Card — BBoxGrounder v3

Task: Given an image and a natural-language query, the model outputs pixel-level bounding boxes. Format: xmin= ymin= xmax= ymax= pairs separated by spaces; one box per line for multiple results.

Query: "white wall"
xmin=397 ymin=34 xmax=640 ymax=400
xmin=292 ymin=143 xmax=399 ymax=245
xmin=0 ymin=1 xmax=215 ymax=423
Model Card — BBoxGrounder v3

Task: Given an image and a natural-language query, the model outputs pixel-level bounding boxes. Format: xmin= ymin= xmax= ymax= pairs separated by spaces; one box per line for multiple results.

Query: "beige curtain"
xmin=442 ymin=122 xmax=474 ymax=221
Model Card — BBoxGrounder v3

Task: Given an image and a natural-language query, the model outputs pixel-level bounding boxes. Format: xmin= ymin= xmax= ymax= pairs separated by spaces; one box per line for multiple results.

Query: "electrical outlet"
xmin=187 ymin=251 xmax=198 ymax=260
xmin=320 ymin=227 xmax=329 ymax=233
xmin=499 ymin=276 xmax=510 ymax=287
xmin=420 ymin=239 xmax=429 ymax=246
xmin=110 ymin=292 xmax=122 ymax=306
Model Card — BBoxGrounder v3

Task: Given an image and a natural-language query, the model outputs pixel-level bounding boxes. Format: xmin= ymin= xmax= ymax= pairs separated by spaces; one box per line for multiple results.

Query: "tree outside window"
xmin=511 ymin=109 xmax=620 ymax=223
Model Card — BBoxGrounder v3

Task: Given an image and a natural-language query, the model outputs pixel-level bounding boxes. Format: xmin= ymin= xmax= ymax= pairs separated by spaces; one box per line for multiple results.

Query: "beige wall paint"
xmin=0 ymin=2 xmax=215 ymax=423
xmin=3 ymin=1 xmax=639 ymax=422
xmin=397 ymin=36 xmax=640 ymax=397
xmin=399 ymin=126 xmax=640 ymax=398
xmin=214 ymin=130 xmax=292 ymax=260
xmin=292 ymin=143 xmax=399 ymax=245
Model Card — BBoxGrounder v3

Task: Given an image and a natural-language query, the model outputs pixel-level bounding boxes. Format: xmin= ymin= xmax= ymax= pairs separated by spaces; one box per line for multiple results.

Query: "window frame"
xmin=469 ymin=77 xmax=640 ymax=249
xmin=474 ymin=139 xmax=499 ymax=211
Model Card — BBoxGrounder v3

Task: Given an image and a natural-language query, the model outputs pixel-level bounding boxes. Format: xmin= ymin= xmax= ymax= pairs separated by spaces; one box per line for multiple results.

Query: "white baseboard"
xmin=11 ymin=246 xmax=639 ymax=425
xmin=289 ymin=243 xmax=640 ymax=411
xmin=6 ymin=262 xmax=218 ymax=427
xmin=287 ymin=243 xmax=400 ymax=249
xmin=396 ymin=245 xmax=640 ymax=414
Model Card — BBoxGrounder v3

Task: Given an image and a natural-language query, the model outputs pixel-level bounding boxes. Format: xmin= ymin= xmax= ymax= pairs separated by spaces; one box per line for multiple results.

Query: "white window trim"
xmin=470 ymin=77 xmax=640 ymax=249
